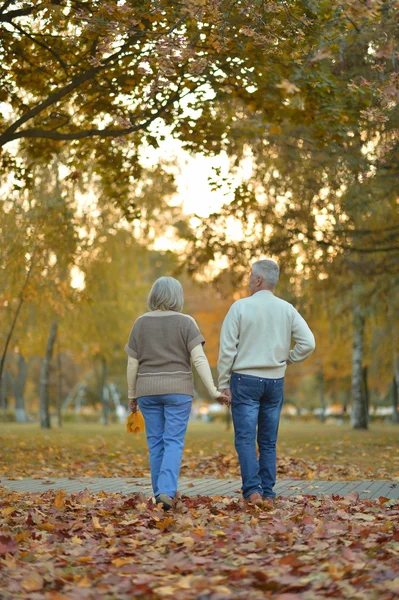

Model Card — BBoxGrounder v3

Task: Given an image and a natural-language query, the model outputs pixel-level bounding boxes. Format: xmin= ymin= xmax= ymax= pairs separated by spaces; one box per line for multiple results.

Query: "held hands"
xmin=216 ymin=388 xmax=232 ymax=406
xmin=128 ymin=398 xmax=138 ymax=413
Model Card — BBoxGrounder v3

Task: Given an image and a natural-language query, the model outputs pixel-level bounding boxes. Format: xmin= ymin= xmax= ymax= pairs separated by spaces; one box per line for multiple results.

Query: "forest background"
xmin=1 ymin=0 xmax=399 ymax=431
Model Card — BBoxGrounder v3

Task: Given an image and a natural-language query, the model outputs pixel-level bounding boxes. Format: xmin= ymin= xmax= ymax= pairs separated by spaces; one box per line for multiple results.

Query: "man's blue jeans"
xmin=138 ymin=394 xmax=192 ymax=498
xmin=231 ymin=373 xmax=284 ymax=499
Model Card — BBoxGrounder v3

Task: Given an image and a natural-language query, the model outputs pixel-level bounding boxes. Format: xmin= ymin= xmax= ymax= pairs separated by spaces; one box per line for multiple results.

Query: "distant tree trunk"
xmin=393 ymin=352 xmax=399 ymax=424
xmin=0 ymin=255 xmax=35 ymax=385
xmin=99 ymin=355 xmax=108 ymax=425
xmin=0 ymin=371 xmax=7 ymax=422
xmin=318 ymin=369 xmax=327 ymax=423
xmin=362 ymin=365 xmax=369 ymax=423
xmin=343 ymin=388 xmax=350 ymax=414
xmin=14 ymin=353 xmax=29 ymax=422
xmin=39 ymin=320 xmax=57 ymax=429
xmin=57 ymin=351 xmax=63 ymax=428
xmin=351 ymin=301 xmax=368 ymax=430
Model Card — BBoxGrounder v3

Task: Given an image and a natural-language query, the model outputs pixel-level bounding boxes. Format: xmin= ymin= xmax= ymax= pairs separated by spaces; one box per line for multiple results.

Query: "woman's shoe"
xmin=155 ymin=494 xmax=174 ymax=511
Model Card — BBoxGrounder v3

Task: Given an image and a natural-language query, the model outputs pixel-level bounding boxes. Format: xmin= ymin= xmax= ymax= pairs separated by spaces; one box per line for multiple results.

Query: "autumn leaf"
xmin=276 ymin=79 xmax=300 ymax=94
xmin=71 ymin=536 xmax=83 ymax=545
xmin=21 ymin=572 xmax=44 ymax=592
xmin=76 ymin=576 xmax=91 ymax=588
xmin=54 ymin=489 xmax=66 ymax=510
xmin=92 ymin=515 xmax=102 ymax=529
xmin=111 ymin=557 xmax=134 ymax=567
xmin=155 ymin=516 xmax=175 ymax=529
xmin=0 ymin=535 xmax=18 ymax=555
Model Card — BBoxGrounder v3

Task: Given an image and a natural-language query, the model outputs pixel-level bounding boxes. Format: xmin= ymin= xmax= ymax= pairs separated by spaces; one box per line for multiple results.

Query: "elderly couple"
xmin=125 ymin=260 xmax=315 ymax=511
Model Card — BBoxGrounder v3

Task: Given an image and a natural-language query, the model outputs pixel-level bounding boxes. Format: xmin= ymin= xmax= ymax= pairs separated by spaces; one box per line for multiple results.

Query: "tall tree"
xmin=0 ymin=160 xmax=79 ymax=384
xmin=39 ymin=320 xmax=57 ymax=429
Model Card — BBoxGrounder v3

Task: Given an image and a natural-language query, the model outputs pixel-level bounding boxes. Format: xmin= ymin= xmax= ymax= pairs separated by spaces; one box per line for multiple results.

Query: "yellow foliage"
xmin=126 ymin=411 xmax=145 ymax=435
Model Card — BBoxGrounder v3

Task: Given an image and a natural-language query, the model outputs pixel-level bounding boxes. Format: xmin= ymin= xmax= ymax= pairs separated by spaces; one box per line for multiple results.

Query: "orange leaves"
xmin=21 ymin=572 xmax=44 ymax=592
xmin=111 ymin=557 xmax=134 ymax=567
xmin=155 ymin=516 xmax=175 ymax=529
xmin=92 ymin=515 xmax=102 ymax=529
xmin=54 ymin=489 xmax=66 ymax=510
xmin=1 ymin=422 xmax=398 ymax=483
xmin=76 ymin=576 xmax=91 ymax=588
xmin=0 ymin=487 xmax=398 ymax=599
xmin=126 ymin=411 xmax=145 ymax=434
xmin=39 ymin=521 xmax=56 ymax=532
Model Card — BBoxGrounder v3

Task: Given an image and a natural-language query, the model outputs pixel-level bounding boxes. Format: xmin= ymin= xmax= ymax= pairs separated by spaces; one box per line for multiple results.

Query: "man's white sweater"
xmin=218 ymin=290 xmax=316 ymax=388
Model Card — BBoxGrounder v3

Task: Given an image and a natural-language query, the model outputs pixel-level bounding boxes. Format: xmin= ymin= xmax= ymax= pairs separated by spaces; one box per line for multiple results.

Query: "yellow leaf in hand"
xmin=126 ymin=411 xmax=145 ymax=434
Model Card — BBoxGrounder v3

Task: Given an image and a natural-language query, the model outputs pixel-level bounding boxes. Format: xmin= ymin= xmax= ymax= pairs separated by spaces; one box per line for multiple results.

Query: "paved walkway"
xmin=1 ymin=477 xmax=398 ymax=499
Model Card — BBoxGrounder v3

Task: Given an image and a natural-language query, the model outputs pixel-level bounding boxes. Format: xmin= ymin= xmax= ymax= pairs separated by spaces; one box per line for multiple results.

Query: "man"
xmin=218 ymin=259 xmax=315 ymax=507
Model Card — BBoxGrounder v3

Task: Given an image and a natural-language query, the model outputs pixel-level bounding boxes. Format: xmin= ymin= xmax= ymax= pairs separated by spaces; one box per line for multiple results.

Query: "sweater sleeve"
xmin=127 ymin=356 xmax=139 ymax=398
xmin=125 ymin=320 xmax=139 ymax=359
xmin=217 ymin=302 xmax=240 ymax=389
xmin=287 ymin=308 xmax=316 ymax=365
xmin=185 ymin=319 xmax=206 ymax=354
xmin=191 ymin=344 xmax=221 ymax=400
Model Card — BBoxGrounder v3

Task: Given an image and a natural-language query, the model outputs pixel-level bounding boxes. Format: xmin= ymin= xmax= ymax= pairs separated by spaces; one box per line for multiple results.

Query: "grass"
xmin=0 ymin=419 xmax=398 ymax=481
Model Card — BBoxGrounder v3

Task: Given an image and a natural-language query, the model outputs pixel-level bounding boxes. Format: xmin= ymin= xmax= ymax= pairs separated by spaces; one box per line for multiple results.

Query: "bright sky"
xmin=140 ymin=135 xmax=253 ymax=252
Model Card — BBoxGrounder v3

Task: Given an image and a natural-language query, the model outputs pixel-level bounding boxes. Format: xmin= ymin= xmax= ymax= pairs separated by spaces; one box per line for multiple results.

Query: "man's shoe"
xmin=155 ymin=494 xmax=173 ymax=511
xmin=244 ymin=492 xmax=263 ymax=507
xmin=262 ymin=497 xmax=276 ymax=509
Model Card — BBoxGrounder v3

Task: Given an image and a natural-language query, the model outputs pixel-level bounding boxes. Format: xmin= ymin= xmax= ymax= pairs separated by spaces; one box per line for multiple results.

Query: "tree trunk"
xmin=0 ymin=255 xmax=35 ymax=385
xmin=14 ymin=353 xmax=29 ymax=422
xmin=318 ymin=369 xmax=327 ymax=423
xmin=57 ymin=351 xmax=63 ymax=428
xmin=99 ymin=355 xmax=108 ymax=425
xmin=351 ymin=301 xmax=368 ymax=429
xmin=362 ymin=365 xmax=369 ymax=424
xmin=0 ymin=371 xmax=7 ymax=422
xmin=39 ymin=320 xmax=57 ymax=429
xmin=343 ymin=388 xmax=350 ymax=414
xmin=393 ymin=353 xmax=399 ymax=424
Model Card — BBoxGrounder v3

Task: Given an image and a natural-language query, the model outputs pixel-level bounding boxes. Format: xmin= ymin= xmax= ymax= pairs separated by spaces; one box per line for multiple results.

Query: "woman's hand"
xmin=128 ymin=398 xmax=138 ymax=413
xmin=215 ymin=389 xmax=231 ymax=406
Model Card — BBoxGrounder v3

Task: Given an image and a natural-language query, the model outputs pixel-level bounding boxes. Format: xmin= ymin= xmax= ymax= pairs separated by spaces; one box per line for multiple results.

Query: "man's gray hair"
xmin=148 ymin=276 xmax=184 ymax=312
xmin=252 ymin=259 xmax=280 ymax=288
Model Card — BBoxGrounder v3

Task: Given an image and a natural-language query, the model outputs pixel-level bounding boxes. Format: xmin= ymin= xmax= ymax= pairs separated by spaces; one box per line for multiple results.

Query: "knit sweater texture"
xmin=218 ymin=290 xmax=315 ymax=388
xmin=125 ymin=310 xmax=205 ymax=397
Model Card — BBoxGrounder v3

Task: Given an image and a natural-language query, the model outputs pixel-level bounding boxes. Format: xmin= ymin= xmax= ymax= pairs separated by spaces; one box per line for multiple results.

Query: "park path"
xmin=1 ymin=477 xmax=398 ymax=499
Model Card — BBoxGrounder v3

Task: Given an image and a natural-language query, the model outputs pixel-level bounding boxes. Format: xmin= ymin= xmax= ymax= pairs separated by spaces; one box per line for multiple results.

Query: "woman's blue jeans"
xmin=137 ymin=394 xmax=192 ymax=498
xmin=231 ymin=373 xmax=284 ymax=499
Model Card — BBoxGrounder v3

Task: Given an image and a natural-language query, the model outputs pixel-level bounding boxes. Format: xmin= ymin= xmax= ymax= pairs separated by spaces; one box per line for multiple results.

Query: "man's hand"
xmin=128 ymin=398 xmax=138 ymax=413
xmin=219 ymin=388 xmax=232 ymax=406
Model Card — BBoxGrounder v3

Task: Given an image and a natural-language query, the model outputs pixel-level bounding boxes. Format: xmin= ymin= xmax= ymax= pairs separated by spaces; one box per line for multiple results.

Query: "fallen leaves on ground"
xmin=181 ymin=453 xmax=399 ymax=481
xmin=0 ymin=487 xmax=397 ymax=599
xmin=0 ymin=423 xmax=398 ymax=481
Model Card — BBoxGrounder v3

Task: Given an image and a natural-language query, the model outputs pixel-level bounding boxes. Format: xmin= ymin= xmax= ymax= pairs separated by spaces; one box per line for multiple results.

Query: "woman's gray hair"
xmin=252 ymin=259 xmax=280 ymax=288
xmin=148 ymin=276 xmax=184 ymax=312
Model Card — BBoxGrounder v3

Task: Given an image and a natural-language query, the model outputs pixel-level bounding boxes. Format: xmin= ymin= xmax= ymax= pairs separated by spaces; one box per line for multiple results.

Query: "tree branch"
xmin=0 ymin=41 xmax=135 ymax=147
xmin=0 ymin=0 xmax=15 ymax=15
xmin=11 ymin=89 xmax=181 ymax=142
xmin=0 ymin=3 xmax=37 ymax=22
xmin=10 ymin=22 xmax=69 ymax=74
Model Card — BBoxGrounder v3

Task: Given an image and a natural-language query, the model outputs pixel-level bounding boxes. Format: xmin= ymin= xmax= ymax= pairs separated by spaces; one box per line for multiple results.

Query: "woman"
xmin=125 ymin=276 xmax=225 ymax=510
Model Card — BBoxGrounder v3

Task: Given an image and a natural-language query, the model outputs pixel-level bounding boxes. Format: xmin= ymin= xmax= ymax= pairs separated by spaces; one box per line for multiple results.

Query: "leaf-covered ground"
xmin=1 ymin=422 xmax=398 ymax=481
xmin=0 ymin=488 xmax=398 ymax=600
